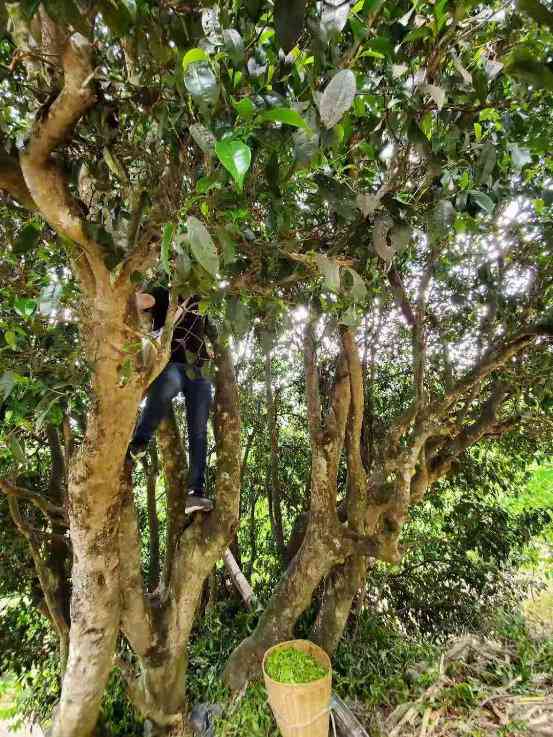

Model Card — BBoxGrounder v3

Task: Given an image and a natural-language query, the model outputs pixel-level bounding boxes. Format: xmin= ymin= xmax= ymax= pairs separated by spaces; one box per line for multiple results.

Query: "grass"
xmin=264 ymin=647 xmax=328 ymax=684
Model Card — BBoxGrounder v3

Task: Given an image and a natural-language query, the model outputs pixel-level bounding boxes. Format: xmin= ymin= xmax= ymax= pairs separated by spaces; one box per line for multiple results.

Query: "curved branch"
xmin=0 ymin=152 xmax=36 ymax=209
xmin=19 ymin=33 xmax=106 ymax=281
xmin=7 ymin=497 xmax=70 ymax=666
xmin=0 ymin=478 xmax=66 ymax=522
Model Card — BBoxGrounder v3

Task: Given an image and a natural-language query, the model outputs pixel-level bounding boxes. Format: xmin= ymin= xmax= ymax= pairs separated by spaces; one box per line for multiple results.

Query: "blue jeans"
xmin=133 ymin=363 xmax=213 ymax=493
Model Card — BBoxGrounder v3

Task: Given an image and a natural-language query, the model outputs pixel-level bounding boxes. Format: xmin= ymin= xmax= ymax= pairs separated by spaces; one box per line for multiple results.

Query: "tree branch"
xmin=388 ymin=266 xmax=416 ymax=327
xmin=7 ymin=497 xmax=70 ymax=666
xmin=304 ymin=316 xmax=323 ymax=443
xmin=0 ymin=478 xmax=66 ymax=522
xmin=118 ymin=463 xmax=157 ymax=658
xmin=0 ymin=152 xmax=36 ymax=209
xmin=19 ymin=33 xmax=106 ymax=282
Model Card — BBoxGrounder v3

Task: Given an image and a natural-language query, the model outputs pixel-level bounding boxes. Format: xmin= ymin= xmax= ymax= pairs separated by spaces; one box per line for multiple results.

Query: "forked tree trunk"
xmin=116 ymin=343 xmax=241 ymax=733
xmin=224 ymin=322 xmax=358 ymax=689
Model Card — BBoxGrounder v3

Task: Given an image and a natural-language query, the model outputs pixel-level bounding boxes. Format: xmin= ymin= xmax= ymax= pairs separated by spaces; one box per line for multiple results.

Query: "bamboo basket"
xmin=262 ymin=640 xmax=332 ymax=737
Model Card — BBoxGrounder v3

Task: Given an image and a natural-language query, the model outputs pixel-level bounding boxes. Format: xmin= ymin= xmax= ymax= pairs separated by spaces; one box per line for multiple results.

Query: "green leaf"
xmin=343 ymin=268 xmax=368 ymax=302
xmin=97 ymin=0 xmax=134 ymax=36
xmin=506 ymin=48 xmax=553 ymax=92
xmin=8 ymin=434 xmax=26 ymax=466
xmin=420 ymin=112 xmax=434 ymax=140
xmin=4 ymin=331 xmax=17 ymax=349
xmin=215 ymin=139 xmax=252 ymax=191
xmin=161 ymin=223 xmax=174 ymax=275
xmin=184 ymin=62 xmax=219 ymax=106
xmin=19 ymin=0 xmax=41 ymax=19
xmin=215 ymin=225 xmax=238 ymax=265
xmin=509 ymin=143 xmax=532 ymax=170
xmin=517 ymin=0 xmax=553 ymax=30
xmin=14 ymin=223 xmax=41 ymax=255
xmin=35 ymin=395 xmax=61 ymax=429
xmin=196 ymin=176 xmax=222 ymax=194
xmin=258 ymin=107 xmax=309 ymax=129
xmin=476 ymin=144 xmax=496 ymax=185
xmin=319 ymin=69 xmax=356 ymax=129
xmin=469 ymin=190 xmax=495 ymax=213
xmin=14 ymin=298 xmax=37 ymax=318
xmin=223 ymin=29 xmax=245 ymax=64
xmin=0 ymin=371 xmax=19 ymax=401
xmin=189 ymin=123 xmax=216 ymax=155
xmin=233 ymin=97 xmax=257 ymax=118
xmin=182 ymin=48 xmax=209 ymax=72
xmin=275 ymin=0 xmax=307 ymax=52
xmin=362 ymin=35 xmax=394 ymax=59
xmin=186 ymin=216 xmax=220 ymax=277
xmin=315 ymin=254 xmax=340 ymax=292
xmin=44 ymin=0 xmax=88 ymax=33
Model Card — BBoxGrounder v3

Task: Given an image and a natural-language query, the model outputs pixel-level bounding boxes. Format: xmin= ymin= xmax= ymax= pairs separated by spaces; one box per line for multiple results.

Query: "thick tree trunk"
xmin=50 ymin=287 xmax=152 ymax=736
xmin=224 ymin=511 xmax=345 ymax=688
xmin=312 ymin=555 xmax=369 ymax=655
xmin=52 ymin=415 xmax=131 ymax=735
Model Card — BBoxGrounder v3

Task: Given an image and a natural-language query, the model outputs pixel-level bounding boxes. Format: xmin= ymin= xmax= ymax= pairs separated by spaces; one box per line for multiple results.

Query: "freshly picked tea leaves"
xmin=265 ymin=647 xmax=329 ymax=684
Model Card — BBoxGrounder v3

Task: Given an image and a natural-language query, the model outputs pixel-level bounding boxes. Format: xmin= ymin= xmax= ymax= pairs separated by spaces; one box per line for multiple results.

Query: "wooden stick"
xmin=223 ymin=548 xmax=255 ymax=609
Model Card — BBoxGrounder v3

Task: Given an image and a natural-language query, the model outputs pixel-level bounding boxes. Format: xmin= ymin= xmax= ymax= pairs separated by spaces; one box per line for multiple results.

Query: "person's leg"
xmin=131 ymin=363 xmax=184 ymax=451
xmin=182 ymin=374 xmax=213 ymax=507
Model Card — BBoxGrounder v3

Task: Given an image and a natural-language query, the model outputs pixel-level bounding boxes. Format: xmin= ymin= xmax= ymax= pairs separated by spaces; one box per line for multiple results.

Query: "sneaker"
xmin=185 ymin=491 xmax=213 ymax=514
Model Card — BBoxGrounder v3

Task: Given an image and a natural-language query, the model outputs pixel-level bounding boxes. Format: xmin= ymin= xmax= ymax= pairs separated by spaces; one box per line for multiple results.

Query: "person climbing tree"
xmin=129 ymin=286 xmax=214 ymax=514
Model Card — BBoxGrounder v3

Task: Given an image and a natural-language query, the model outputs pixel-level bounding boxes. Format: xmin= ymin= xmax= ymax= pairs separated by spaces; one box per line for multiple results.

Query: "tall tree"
xmin=1 ymin=0 xmax=553 ymax=734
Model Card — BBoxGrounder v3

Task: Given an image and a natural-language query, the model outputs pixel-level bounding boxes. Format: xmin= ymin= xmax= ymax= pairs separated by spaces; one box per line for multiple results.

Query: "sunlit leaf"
xmin=186 ymin=216 xmax=219 ymax=277
xmin=343 ymin=268 xmax=368 ymax=302
xmin=469 ymin=190 xmax=495 ymax=213
xmin=315 ymin=253 xmax=340 ymax=291
xmin=184 ymin=62 xmax=219 ymax=106
xmin=14 ymin=298 xmax=37 ymax=318
xmin=319 ymin=69 xmax=356 ymax=129
xmin=258 ymin=107 xmax=309 ymax=129
xmin=215 ymin=139 xmax=252 ymax=191
xmin=182 ymin=48 xmax=209 ymax=72
xmin=161 ymin=223 xmax=174 ymax=275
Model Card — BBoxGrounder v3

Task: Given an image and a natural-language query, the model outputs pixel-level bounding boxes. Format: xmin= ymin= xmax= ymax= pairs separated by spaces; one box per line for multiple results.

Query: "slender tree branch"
xmin=118 ymin=463 xmax=157 ymax=658
xmin=7 ymin=497 xmax=70 ymax=667
xmin=0 ymin=152 xmax=36 ymax=209
xmin=0 ymin=478 xmax=66 ymax=522
xmin=304 ymin=316 xmax=323 ymax=443
xmin=388 ymin=266 xmax=416 ymax=327
xmin=144 ymin=445 xmax=161 ymax=592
